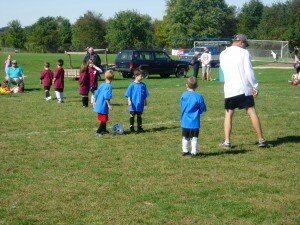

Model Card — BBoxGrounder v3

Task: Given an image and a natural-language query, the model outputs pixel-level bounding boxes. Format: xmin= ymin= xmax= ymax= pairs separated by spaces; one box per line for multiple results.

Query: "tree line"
xmin=0 ymin=0 xmax=299 ymax=53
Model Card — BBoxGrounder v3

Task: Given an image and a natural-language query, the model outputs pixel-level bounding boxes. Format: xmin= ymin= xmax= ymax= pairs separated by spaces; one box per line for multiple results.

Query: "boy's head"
xmin=44 ymin=62 xmax=50 ymax=68
xmin=57 ymin=59 xmax=64 ymax=67
xmin=187 ymin=77 xmax=198 ymax=89
xmin=134 ymin=69 xmax=143 ymax=81
xmin=105 ymin=70 xmax=114 ymax=81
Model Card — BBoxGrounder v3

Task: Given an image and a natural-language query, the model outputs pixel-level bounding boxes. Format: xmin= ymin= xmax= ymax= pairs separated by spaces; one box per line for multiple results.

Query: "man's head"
xmin=233 ymin=34 xmax=249 ymax=48
xmin=11 ymin=60 xmax=17 ymax=67
xmin=88 ymin=47 xmax=94 ymax=54
xmin=204 ymin=47 xmax=209 ymax=53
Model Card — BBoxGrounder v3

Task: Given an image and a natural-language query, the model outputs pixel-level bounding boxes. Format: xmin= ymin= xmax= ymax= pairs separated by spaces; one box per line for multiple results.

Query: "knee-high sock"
xmin=137 ymin=115 xmax=142 ymax=129
xmin=191 ymin=137 xmax=198 ymax=155
xmin=182 ymin=137 xmax=190 ymax=153
xmin=130 ymin=115 xmax=134 ymax=131
xmin=55 ymin=91 xmax=60 ymax=101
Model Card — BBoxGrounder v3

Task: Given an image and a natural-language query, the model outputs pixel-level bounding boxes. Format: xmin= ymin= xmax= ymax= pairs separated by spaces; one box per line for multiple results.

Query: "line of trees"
xmin=0 ymin=0 xmax=299 ymax=53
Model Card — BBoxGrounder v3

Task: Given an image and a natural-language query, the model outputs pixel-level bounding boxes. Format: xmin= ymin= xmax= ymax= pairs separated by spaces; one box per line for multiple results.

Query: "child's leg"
xmin=130 ymin=112 xmax=135 ymax=132
xmin=55 ymin=90 xmax=60 ymax=101
xmin=137 ymin=112 xmax=144 ymax=132
xmin=182 ymin=137 xmax=190 ymax=154
xmin=97 ymin=121 xmax=106 ymax=134
xmin=60 ymin=92 xmax=64 ymax=102
xmin=82 ymin=95 xmax=89 ymax=107
xmin=191 ymin=129 xmax=200 ymax=155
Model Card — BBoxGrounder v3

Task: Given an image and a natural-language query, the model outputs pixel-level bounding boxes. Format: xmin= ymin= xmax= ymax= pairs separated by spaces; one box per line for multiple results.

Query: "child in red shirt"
xmin=78 ymin=63 xmax=90 ymax=107
xmin=40 ymin=62 xmax=54 ymax=101
xmin=53 ymin=59 xmax=65 ymax=103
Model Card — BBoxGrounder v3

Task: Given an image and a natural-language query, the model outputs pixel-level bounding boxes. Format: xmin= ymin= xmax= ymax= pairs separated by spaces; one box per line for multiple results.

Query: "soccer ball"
xmin=112 ymin=123 xmax=124 ymax=135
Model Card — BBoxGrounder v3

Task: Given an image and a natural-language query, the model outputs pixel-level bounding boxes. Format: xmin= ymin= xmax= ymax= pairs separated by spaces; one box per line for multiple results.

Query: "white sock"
xmin=60 ymin=92 xmax=64 ymax=101
xmin=55 ymin=91 xmax=60 ymax=101
xmin=182 ymin=137 xmax=190 ymax=153
xmin=191 ymin=137 xmax=198 ymax=155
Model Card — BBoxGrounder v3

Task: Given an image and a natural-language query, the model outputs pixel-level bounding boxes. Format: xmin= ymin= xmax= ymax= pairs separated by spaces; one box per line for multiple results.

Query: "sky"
xmin=0 ymin=0 xmax=287 ymax=28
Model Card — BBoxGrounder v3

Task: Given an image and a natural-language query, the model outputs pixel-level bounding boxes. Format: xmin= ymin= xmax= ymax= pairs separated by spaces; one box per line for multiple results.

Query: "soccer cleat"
xmin=258 ymin=139 xmax=268 ymax=147
xmin=191 ymin=153 xmax=199 ymax=157
xmin=219 ymin=141 xmax=231 ymax=148
xmin=182 ymin=152 xmax=190 ymax=156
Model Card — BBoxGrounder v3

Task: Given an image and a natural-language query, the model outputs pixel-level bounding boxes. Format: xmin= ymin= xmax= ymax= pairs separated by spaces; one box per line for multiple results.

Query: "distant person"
xmin=88 ymin=59 xmax=102 ymax=104
xmin=180 ymin=76 xmax=206 ymax=157
xmin=40 ymin=62 xmax=54 ymax=101
xmin=200 ymin=48 xmax=212 ymax=81
xmin=190 ymin=51 xmax=200 ymax=78
xmin=53 ymin=59 xmax=65 ymax=103
xmin=219 ymin=34 xmax=268 ymax=148
xmin=293 ymin=46 xmax=300 ymax=74
xmin=83 ymin=47 xmax=101 ymax=68
xmin=125 ymin=69 xmax=149 ymax=133
xmin=5 ymin=60 xmax=25 ymax=92
xmin=78 ymin=63 xmax=90 ymax=108
xmin=4 ymin=55 xmax=12 ymax=73
xmin=92 ymin=70 xmax=114 ymax=136
xmin=271 ymin=50 xmax=278 ymax=62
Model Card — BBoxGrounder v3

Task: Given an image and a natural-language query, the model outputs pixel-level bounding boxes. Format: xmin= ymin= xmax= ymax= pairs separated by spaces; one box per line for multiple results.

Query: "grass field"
xmin=0 ymin=53 xmax=299 ymax=225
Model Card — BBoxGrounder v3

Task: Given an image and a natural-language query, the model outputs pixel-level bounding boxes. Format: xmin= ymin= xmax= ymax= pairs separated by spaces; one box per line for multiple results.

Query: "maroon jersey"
xmin=53 ymin=67 xmax=65 ymax=89
xmin=88 ymin=66 xmax=99 ymax=89
xmin=40 ymin=69 xmax=54 ymax=87
xmin=78 ymin=71 xmax=90 ymax=95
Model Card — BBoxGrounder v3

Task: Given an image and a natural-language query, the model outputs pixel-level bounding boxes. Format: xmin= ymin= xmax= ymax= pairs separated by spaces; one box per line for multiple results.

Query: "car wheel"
xmin=121 ymin=72 xmax=133 ymax=78
xmin=142 ymin=70 xmax=149 ymax=79
xmin=175 ymin=68 xmax=187 ymax=78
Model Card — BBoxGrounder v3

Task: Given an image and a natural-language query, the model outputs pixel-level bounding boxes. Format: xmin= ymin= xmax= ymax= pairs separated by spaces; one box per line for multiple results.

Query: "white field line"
xmin=1 ymin=111 xmax=299 ymax=137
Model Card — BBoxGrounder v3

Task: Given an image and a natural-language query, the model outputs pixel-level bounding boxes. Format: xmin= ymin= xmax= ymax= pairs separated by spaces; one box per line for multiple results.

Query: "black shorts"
xmin=44 ymin=86 xmax=51 ymax=91
xmin=182 ymin=128 xmax=199 ymax=139
xmin=225 ymin=94 xmax=255 ymax=110
xmin=130 ymin=111 xmax=142 ymax=116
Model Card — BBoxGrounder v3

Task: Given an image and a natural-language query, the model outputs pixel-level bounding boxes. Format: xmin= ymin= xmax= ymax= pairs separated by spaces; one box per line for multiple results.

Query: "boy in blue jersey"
xmin=180 ymin=76 xmax=207 ymax=157
xmin=92 ymin=70 xmax=114 ymax=136
xmin=125 ymin=69 xmax=149 ymax=133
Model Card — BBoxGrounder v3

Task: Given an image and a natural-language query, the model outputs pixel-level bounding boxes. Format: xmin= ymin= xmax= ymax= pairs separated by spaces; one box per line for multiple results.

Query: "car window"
xmin=136 ymin=51 xmax=153 ymax=60
xmin=118 ymin=51 xmax=132 ymax=60
xmin=155 ymin=52 xmax=170 ymax=60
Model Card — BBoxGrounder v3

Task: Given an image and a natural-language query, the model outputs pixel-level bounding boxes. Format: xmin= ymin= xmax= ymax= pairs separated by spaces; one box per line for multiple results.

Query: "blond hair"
xmin=187 ymin=77 xmax=198 ymax=89
xmin=105 ymin=70 xmax=114 ymax=81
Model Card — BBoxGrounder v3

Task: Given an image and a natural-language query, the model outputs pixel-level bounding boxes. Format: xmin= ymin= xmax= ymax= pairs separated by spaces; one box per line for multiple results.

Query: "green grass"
xmin=0 ymin=53 xmax=299 ymax=225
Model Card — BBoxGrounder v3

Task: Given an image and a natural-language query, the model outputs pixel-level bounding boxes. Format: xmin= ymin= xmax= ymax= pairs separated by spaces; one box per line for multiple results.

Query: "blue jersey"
xmin=125 ymin=82 xmax=149 ymax=112
xmin=94 ymin=82 xmax=112 ymax=114
xmin=180 ymin=90 xmax=206 ymax=129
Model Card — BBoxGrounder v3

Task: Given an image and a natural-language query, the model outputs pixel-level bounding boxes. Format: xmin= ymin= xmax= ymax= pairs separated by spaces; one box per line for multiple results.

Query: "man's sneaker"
xmin=219 ymin=141 xmax=231 ymax=148
xmin=258 ymin=139 xmax=268 ymax=147
xmin=182 ymin=152 xmax=190 ymax=156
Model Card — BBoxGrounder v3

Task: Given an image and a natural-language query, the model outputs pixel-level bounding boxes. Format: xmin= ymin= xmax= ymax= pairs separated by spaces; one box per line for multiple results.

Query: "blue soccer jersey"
xmin=125 ymin=82 xmax=149 ymax=112
xmin=180 ymin=91 xmax=206 ymax=129
xmin=94 ymin=83 xmax=112 ymax=114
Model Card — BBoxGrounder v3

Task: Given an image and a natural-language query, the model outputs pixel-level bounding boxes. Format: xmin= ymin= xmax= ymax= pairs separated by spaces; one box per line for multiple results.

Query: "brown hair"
xmin=105 ymin=70 xmax=114 ymax=81
xmin=80 ymin=63 xmax=88 ymax=73
xmin=187 ymin=76 xmax=198 ymax=89
xmin=133 ymin=69 xmax=142 ymax=77
xmin=44 ymin=62 xmax=50 ymax=68
xmin=57 ymin=59 xmax=64 ymax=66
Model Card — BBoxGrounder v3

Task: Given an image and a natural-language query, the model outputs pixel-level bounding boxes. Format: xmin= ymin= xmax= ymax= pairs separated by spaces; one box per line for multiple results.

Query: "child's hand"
xmin=108 ymin=104 xmax=113 ymax=111
xmin=128 ymin=99 xmax=131 ymax=106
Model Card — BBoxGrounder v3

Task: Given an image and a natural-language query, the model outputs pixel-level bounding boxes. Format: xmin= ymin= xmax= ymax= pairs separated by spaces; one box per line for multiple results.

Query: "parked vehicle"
xmin=179 ymin=40 xmax=231 ymax=67
xmin=115 ymin=50 xmax=189 ymax=78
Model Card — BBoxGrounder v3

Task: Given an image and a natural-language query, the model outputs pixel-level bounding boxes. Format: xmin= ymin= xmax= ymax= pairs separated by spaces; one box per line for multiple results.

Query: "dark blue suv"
xmin=115 ymin=50 xmax=189 ymax=78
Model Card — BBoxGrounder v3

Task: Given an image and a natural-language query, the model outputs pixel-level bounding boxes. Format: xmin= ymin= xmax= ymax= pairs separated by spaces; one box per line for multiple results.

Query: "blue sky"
xmin=0 ymin=0 xmax=286 ymax=27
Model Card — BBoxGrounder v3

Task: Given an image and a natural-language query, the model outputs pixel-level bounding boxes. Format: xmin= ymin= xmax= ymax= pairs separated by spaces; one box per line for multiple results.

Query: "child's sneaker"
xmin=219 ymin=141 xmax=231 ymax=148
xmin=258 ymin=139 xmax=268 ymax=147
xmin=182 ymin=152 xmax=190 ymax=156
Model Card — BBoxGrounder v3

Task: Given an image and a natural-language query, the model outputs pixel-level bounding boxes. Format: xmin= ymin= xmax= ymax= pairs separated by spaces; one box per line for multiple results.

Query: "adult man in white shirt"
xmin=219 ymin=34 xmax=268 ymax=148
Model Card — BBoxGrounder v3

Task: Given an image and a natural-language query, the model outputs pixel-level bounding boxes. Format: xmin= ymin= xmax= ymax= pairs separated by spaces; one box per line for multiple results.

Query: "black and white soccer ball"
xmin=112 ymin=123 xmax=124 ymax=135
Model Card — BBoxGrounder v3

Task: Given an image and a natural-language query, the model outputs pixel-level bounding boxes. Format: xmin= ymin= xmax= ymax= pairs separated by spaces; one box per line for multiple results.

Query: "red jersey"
xmin=53 ymin=67 xmax=65 ymax=89
xmin=40 ymin=69 xmax=54 ymax=87
xmin=78 ymin=71 xmax=90 ymax=95
xmin=88 ymin=67 xmax=99 ymax=89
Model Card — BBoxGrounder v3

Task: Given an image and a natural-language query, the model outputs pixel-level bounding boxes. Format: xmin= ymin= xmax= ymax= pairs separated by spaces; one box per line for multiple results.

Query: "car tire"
xmin=175 ymin=68 xmax=187 ymax=78
xmin=121 ymin=72 xmax=133 ymax=78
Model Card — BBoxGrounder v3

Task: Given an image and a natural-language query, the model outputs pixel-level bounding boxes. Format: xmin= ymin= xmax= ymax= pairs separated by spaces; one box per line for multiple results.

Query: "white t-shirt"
xmin=220 ymin=46 xmax=258 ymax=98
xmin=200 ymin=52 xmax=211 ymax=67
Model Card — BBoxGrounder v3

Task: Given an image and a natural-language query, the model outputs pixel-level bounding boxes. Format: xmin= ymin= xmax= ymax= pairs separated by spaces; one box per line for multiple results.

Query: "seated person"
xmin=5 ymin=60 xmax=25 ymax=92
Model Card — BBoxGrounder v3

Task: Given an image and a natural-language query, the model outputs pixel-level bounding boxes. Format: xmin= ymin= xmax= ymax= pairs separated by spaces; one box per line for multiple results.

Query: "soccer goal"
xmin=247 ymin=39 xmax=293 ymax=63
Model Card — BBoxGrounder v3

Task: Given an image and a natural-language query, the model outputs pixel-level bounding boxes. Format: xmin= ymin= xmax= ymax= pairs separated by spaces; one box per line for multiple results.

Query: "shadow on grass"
xmin=122 ymin=126 xmax=178 ymax=135
xmin=268 ymin=135 xmax=300 ymax=147
xmin=199 ymin=149 xmax=250 ymax=158
xmin=25 ymin=88 xmax=42 ymax=92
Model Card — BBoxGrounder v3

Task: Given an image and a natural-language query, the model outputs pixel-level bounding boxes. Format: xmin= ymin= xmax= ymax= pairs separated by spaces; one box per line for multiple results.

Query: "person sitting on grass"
xmin=5 ymin=60 xmax=26 ymax=93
